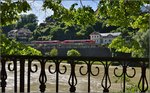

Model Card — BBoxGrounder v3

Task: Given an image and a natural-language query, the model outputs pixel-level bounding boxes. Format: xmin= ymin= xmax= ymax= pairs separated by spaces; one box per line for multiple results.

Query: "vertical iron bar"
xmin=142 ymin=62 xmax=146 ymax=92
xmin=142 ymin=75 xmax=145 ymax=92
xmin=105 ymin=74 xmax=108 ymax=89
xmin=1 ymin=58 xmax=7 ymax=93
xmin=71 ymin=63 xmax=74 ymax=88
xmin=103 ymin=61 xmax=109 ymax=92
xmin=39 ymin=59 xmax=47 ymax=93
xmin=68 ymin=60 xmax=77 ymax=92
xmin=123 ymin=64 xmax=125 ymax=93
xmin=20 ymin=59 xmax=25 ymax=92
xmin=138 ymin=61 xmax=148 ymax=92
xmin=123 ymin=72 xmax=125 ymax=92
xmin=102 ymin=60 xmax=111 ymax=93
xmin=56 ymin=71 xmax=59 ymax=93
xmin=27 ymin=59 xmax=31 ymax=92
xmin=123 ymin=61 xmax=127 ymax=93
xmin=88 ymin=61 xmax=90 ymax=92
xmin=88 ymin=72 xmax=90 ymax=92
xmin=105 ymin=62 xmax=108 ymax=89
xmin=56 ymin=62 xmax=59 ymax=93
xmin=0 ymin=64 xmax=2 ymax=87
xmin=14 ymin=59 xmax=17 ymax=92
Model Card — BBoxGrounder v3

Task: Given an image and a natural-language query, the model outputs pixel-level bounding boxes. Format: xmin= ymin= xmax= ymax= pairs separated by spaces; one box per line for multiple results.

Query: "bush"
xmin=67 ymin=49 xmax=81 ymax=56
xmin=50 ymin=48 xmax=58 ymax=56
xmin=0 ymin=31 xmax=42 ymax=55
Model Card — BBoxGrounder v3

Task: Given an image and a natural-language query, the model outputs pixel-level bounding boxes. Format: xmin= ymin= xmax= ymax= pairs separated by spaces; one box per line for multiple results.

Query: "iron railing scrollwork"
xmin=68 ymin=60 xmax=77 ymax=92
xmin=79 ymin=61 xmax=100 ymax=92
xmin=28 ymin=59 xmax=38 ymax=92
xmin=138 ymin=61 xmax=149 ymax=92
xmin=0 ymin=56 xmax=149 ymax=93
xmin=7 ymin=58 xmax=17 ymax=92
xmin=114 ymin=61 xmax=136 ymax=92
xmin=38 ymin=59 xmax=47 ymax=92
xmin=101 ymin=61 xmax=111 ymax=92
xmin=48 ymin=60 xmax=67 ymax=92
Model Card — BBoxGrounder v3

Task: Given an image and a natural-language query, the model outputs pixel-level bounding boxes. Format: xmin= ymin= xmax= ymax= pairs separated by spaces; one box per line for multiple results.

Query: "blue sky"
xmin=24 ymin=0 xmax=99 ymax=24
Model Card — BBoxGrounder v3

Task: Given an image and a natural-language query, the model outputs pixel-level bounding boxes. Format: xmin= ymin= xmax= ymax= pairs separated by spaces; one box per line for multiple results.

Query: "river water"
xmin=2 ymin=61 xmax=149 ymax=92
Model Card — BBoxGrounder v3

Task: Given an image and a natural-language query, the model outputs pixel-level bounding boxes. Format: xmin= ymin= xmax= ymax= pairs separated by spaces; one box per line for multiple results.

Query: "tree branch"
xmin=80 ymin=0 xmax=83 ymax=7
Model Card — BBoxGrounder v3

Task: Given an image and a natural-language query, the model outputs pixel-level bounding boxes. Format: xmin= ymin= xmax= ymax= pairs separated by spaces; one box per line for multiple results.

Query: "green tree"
xmin=0 ymin=0 xmax=39 ymax=55
xmin=32 ymin=15 xmax=117 ymax=41
xmin=97 ymin=0 xmax=149 ymax=58
xmin=108 ymin=36 xmax=144 ymax=57
xmin=43 ymin=1 xmax=97 ymax=27
xmin=2 ymin=0 xmax=149 ymax=29
xmin=97 ymin=0 xmax=150 ymax=30
xmin=1 ymin=24 xmax=16 ymax=35
xmin=1 ymin=0 xmax=149 ymax=58
xmin=67 ymin=49 xmax=81 ymax=56
xmin=1 ymin=13 xmax=38 ymax=36
xmin=108 ymin=27 xmax=149 ymax=58
xmin=1 ymin=0 xmax=31 ymax=26
xmin=16 ymin=14 xmax=38 ymax=32
xmin=0 ymin=30 xmax=42 ymax=55
xmin=24 ymin=23 xmax=37 ymax=32
xmin=133 ymin=29 xmax=150 ymax=57
xmin=49 ymin=48 xmax=58 ymax=56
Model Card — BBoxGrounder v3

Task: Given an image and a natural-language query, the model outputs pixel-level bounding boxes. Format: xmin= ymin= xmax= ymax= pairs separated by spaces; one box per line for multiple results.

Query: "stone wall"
xmin=41 ymin=47 xmax=112 ymax=57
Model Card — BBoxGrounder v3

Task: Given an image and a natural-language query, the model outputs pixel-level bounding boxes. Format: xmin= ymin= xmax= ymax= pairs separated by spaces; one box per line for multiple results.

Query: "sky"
xmin=24 ymin=0 xmax=99 ymax=24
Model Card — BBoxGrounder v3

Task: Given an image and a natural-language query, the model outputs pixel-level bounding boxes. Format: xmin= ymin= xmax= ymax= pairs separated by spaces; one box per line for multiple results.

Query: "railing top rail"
xmin=0 ymin=55 xmax=149 ymax=62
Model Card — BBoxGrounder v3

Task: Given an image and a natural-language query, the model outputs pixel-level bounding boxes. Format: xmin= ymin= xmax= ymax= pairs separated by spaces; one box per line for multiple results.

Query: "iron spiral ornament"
xmin=114 ymin=61 xmax=136 ymax=92
xmin=48 ymin=59 xmax=67 ymax=92
xmin=101 ymin=61 xmax=111 ymax=92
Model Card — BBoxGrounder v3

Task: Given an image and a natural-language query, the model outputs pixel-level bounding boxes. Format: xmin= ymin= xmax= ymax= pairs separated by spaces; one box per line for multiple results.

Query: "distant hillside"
xmin=31 ymin=16 xmax=118 ymax=41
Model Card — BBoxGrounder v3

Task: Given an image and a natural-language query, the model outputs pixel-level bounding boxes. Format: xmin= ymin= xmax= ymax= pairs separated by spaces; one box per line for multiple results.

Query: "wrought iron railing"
xmin=0 ymin=55 xmax=149 ymax=93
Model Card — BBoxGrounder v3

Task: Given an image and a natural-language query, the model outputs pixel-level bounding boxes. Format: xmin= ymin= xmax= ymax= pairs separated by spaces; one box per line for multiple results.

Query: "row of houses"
xmin=8 ymin=28 xmax=121 ymax=45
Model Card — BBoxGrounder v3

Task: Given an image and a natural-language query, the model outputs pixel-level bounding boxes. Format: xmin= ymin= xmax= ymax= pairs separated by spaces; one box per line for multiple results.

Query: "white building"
xmin=90 ymin=31 xmax=121 ymax=45
xmin=8 ymin=28 xmax=32 ymax=41
xmin=8 ymin=29 xmax=18 ymax=39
